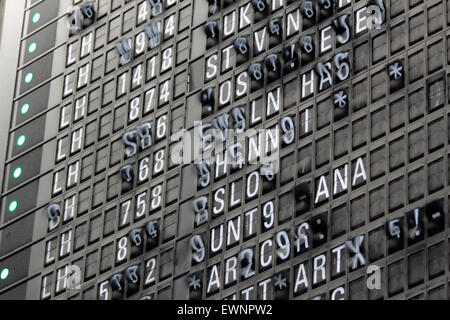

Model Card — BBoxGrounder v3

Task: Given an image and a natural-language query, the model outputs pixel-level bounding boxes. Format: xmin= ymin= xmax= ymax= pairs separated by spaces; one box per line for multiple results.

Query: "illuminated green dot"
xmin=21 ymin=103 xmax=30 ymax=114
xmin=32 ymin=12 xmax=40 ymax=23
xmin=17 ymin=135 xmax=26 ymax=146
xmin=28 ymin=42 xmax=37 ymax=53
xmin=13 ymin=168 xmax=22 ymax=179
xmin=0 ymin=268 xmax=9 ymax=280
xmin=8 ymin=201 xmax=17 ymax=212
xmin=24 ymin=73 xmax=33 ymax=83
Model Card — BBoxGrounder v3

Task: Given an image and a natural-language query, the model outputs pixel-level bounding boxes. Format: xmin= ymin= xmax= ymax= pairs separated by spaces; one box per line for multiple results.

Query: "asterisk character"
xmin=274 ymin=274 xmax=287 ymax=290
xmin=389 ymin=62 xmax=403 ymax=80
xmin=188 ymin=275 xmax=202 ymax=291
xmin=333 ymin=91 xmax=347 ymax=109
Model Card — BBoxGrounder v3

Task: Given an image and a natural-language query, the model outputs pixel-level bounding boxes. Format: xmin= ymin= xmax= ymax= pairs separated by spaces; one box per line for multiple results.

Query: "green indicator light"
xmin=17 ymin=135 xmax=26 ymax=146
xmin=32 ymin=12 xmax=40 ymax=23
xmin=0 ymin=268 xmax=9 ymax=280
xmin=8 ymin=201 xmax=17 ymax=213
xmin=21 ymin=103 xmax=30 ymax=114
xmin=24 ymin=73 xmax=33 ymax=83
xmin=28 ymin=42 xmax=37 ymax=53
xmin=13 ymin=168 xmax=22 ymax=179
